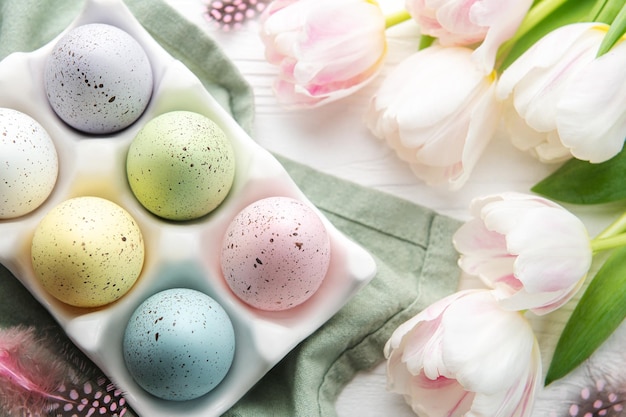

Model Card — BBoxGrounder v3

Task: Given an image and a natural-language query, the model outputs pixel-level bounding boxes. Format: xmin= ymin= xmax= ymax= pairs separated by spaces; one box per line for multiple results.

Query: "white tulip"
xmin=385 ymin=290 xmax=541 ymax=417
xmin=365 ymin=45 xmax=501 ymax=190
xmin=453 ymin=192 xmax=592 ymax=315
xmin=497 ymin=23 xmax=626 ymax=163
xmin=259 ymin=0 xmax=387 ymax=108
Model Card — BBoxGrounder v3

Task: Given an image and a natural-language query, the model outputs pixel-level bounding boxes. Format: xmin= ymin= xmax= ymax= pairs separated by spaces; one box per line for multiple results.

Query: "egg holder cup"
xmin=0 ymin=1 xmax=377 ymax=416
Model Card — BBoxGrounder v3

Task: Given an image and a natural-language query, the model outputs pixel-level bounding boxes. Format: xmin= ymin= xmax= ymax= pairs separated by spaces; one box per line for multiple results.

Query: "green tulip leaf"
xmin=597 ymin=3 xmax=626 ymax=56
xmin=532 ymin=148 xmax=626 ymax=204
xmin=545 ymin=245 xmax=626 ymax=385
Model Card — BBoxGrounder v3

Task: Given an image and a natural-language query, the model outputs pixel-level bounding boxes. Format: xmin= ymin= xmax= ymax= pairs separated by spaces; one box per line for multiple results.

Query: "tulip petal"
xmin=515 ymin=32 xmax=603 ymax=133
xmin=451 ymin=77 xmax=500 ymax=188
xmin=499 ymin=276 xmax=585 ymax=315
xmin=442 ymin=292 xmax=536 ymax=392
xmin=293 ymin=1 xmax=386 ymax=83
xmin=407 ymin=373 xmax=474 ymax=417
xmin=556 ymin=39 xmax=626 ymax=163
xmin=507 ymin=207 xmax=591 ymax=292
xmin=385 ymin=291 xmax=468 ymax=356
xmin=373 ymin=47 xmax=483 ymax=138
xmin=479 ymin=194 xmax=554 ymax=235
xmin=502 ymin=104 xmax=572 ymax=162
xmin=436 ymin=1 xmax=485 ymax=43
xmin=454 ymin=217 xmax=515 ymax=283
xmin=470 ymin=0 xmax=533 ymax=73
xmin=409 ymin=69 xmax=498 ymax=172
xmin=496 ymin=23 xmax=604 ymax=101
xmin=443 ymin=292 xmax=541 ymax=417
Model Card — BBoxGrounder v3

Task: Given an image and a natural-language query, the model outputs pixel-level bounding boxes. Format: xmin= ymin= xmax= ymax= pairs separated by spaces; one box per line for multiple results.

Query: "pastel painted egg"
xmin=0 ymin=108 xmax=58 ymax=219
xmin=123 ymin=288 xmax=235 ymax=401
xmin=221 ymin=196 xmax=331 ymax=311
xmin=126 ymin=111 xmax=235 ymax=221
xmin=44 ymin=23 xmax=153 ymax=134
xmin=31 ymin=196 xmax=144 ymax=307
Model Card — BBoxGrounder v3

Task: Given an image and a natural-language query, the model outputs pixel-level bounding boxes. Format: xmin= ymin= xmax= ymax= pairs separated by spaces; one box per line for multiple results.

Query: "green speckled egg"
xmin=126 ymin=111 xmax=235 ymax=221
xmin=31 ymin=196 xmax=145 ymax=308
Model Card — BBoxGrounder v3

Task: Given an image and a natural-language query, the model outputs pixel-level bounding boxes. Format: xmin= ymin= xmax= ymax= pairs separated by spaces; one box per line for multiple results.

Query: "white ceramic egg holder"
xmin=0 ymin=1 xmax=377 ymax=416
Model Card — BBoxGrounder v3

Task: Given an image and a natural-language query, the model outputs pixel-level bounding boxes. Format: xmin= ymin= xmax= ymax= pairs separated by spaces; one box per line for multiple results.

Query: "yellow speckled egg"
xmin=31 ymin=196 xmax=144 ymax=308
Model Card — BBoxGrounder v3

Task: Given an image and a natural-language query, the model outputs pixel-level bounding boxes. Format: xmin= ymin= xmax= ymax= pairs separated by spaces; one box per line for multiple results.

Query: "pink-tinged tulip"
xmin=405 ymin=0 xmax=533 ymax=72
xmin=453 ymin=193 xmax=592 ymax=315
xmin=385 ymin=289 xmax=541 ymax=417
xmin=365 ymin=45 xmax=500 ymax=190
xmin=259 ymin=0 xmax=387 ymax=108
xmin=497 ymin=23 xmax=626 ymax=163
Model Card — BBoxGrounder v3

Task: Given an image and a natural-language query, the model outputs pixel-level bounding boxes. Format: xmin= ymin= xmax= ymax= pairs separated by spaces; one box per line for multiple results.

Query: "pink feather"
xmin=205 ymin=0 xmax=270 ymax=31
xmin=0 ymin=326 xmax=131 ymax=417
xmin=0 ymin=326 xmax=69 ymax=415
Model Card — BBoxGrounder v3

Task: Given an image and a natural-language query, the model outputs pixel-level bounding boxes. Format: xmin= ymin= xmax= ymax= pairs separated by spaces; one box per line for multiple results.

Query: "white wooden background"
xmin=164 ymin=1 xmax=622 ymax=415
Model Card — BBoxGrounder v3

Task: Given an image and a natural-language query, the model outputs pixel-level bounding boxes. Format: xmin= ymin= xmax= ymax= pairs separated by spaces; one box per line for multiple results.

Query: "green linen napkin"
xmin=224 ymin=156 xmax=461 ymax=417
xmin=0 ymin=1 xmax=462 ymax=416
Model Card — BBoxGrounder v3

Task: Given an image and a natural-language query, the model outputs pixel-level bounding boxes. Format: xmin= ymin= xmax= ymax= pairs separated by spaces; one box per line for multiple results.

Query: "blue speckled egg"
xmin=44 ymin=23 xmax=153 ymax=134
xmin=123 ymin=288 xmax=235 ymax=401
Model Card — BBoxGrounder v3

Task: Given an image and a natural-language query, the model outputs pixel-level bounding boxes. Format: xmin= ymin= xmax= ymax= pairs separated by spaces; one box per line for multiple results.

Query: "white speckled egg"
xmin=221 ymin=196 xmax=331 ymax=311
xmin=31 ymin=196 xmax=144 ymax=307
xmin=44 ymin=23 xmax=153 ymax=134
xmin=0 ymin=108 xmax=58 ymax=219
xmin=123 ymin=288 xmax=235 ymax=401
xmin=126 ymin=111 xmax=235 ymax=221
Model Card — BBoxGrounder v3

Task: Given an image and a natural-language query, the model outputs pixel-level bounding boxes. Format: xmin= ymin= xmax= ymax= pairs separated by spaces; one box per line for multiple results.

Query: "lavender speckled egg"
xmin=44 ymin=23 xmax=153 ymax=134
xmin=126 ymin=111 xmax=235 ymax=221
xmin=31 ymin=196 xmax=144 ymax=307
xmin=221 ymin=196 xmax=331 ymax=311
xmin=0 ymin=108 xmax=58 ymax=219
xmin=123 ymin=288 xmax=235 ymax=401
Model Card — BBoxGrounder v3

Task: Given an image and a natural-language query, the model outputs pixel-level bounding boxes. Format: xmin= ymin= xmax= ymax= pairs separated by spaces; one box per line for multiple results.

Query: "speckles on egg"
xmin=0 ymin=108 xmax=58 ymax=219
xmin=123 ymin=288 xmax=235 ymax=401
xmin=31 ymin=196 xmax=144 ymax=307
xmin=126 ymin=111 xmax=236 ymax=221
xmin=221 ymin=196 xmax=331 ymax=311
xmin=44 ymin=23 xmax=153 ymax=134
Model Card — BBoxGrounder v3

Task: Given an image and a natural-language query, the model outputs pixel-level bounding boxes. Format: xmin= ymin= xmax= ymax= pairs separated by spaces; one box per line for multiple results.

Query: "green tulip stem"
xmin=591 ymin=232 xmax=626 ymax=253
xmin=589 ymin=210 xmax=626 ymax=252
xmin=595 ymin=212 xmax=626 ymax=240
xmin=594 ymin=0 xmax=625 ymax=23
xmin=385 ymin=10 xmax=411 ymax=29
xmin=589 ymin=0 xmax=611 ymax=21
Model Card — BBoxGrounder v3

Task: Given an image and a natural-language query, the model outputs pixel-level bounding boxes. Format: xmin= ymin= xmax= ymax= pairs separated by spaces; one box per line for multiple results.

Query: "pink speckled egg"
xmin=221 ymin=196 xmax=331 ymax=311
